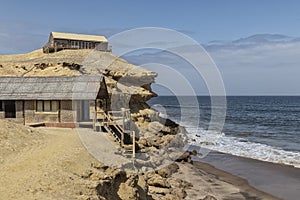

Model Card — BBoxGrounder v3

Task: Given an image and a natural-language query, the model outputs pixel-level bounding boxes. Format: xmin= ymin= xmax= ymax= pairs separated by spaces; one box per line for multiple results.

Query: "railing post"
xmin=121 ymin=108 xmax=125 ymax=147
xmin=127 ymin=109 xmax=131 ymax=130
xmin=93 ymin=100 xmax=97 ymax=131
xmin=121 ymin=107 xmax=125 ymax=131
xmin=121 ymin=130 xmax=124 ymax=147
xmin=132 ymin=131 xmax=135 ymax=158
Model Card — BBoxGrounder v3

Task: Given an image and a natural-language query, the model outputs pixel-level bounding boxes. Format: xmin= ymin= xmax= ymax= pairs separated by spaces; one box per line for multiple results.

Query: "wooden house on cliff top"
xmin=43 ymin=32 xmax=111 ymax=53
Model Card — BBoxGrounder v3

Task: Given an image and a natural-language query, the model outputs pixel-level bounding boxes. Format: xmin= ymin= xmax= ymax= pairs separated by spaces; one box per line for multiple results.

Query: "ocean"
xmin=147 ymin=96 xmax=300 ymax=168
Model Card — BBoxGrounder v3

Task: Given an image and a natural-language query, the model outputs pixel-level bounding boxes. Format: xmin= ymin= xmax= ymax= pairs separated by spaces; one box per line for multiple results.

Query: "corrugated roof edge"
xmin=51 ymin=32 xmax=108 ymax=42
xmin=0 ymin=76 xmax=104 ymax=100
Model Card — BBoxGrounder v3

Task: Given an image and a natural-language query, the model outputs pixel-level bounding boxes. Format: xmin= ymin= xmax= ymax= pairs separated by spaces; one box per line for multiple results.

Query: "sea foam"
xmin=186 ymin=126 xmax=300 ymax=168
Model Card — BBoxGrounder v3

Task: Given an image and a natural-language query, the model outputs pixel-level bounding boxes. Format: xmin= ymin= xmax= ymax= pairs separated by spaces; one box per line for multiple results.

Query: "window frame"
xmin=36 ymin=100 xmax=59 ymax=112
xmin=71 ymin=41 xmax=79 ymax=48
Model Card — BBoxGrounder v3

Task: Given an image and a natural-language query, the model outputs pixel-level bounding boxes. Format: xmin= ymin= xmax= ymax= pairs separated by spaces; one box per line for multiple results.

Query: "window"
xmin=44 ymin=100 xmax=51 ymax=111
xmin=52 ymin=101 xmax=58 ymax=111
xmin=36 ymin=100 xmax=58 ymax=112
xmin=71 ymin=41 xmax=79 ymax=48
xmin=80 ymin=41 xmax=84 ymax=49
xmin=84 ymin=42 xmax=92 ymax=49
xmin=37 ymin=101 xmax=43 ymax=111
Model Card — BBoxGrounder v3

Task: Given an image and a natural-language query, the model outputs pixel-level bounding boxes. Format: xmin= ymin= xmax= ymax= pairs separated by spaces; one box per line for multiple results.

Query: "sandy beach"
xmin=199 ymin=150 xmax=300 ymax=200
xmin=173 ymin=161 xmax=279 ymax=200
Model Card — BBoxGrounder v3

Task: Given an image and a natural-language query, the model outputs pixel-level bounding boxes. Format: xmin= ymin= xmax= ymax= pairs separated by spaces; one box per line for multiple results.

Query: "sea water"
xmin=148 ymin=96 xmax=300 ymax=168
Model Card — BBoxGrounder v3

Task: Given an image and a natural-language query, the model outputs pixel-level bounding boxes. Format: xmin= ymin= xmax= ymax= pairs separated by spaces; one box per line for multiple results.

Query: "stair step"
xmin=103 ymin=126 xmax=121 ymax=144
xmin=100 ymin=111 xmax=136 ymax=158
xmin=124 ymin=150 xmax=133 ymax=153
xmin=123 ymin=145 xmax=133 ymax=150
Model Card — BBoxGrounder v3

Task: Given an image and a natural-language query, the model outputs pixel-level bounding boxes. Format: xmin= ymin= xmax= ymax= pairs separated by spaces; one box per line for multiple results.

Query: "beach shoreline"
xmin=182 ymin=160 xmax=280 ymax=200
xmin=194 ymin=150 xmax=300 ymax=200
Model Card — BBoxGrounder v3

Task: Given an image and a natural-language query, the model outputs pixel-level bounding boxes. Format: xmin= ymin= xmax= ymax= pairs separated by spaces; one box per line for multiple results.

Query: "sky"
xmin=1 ymin=0 xmax=300 ymax=95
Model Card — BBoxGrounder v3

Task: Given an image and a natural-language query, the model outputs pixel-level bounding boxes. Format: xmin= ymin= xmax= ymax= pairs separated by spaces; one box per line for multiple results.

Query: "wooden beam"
xmin=58 ymin=100 xmax=61 ymax=123
xmin=93 ymin=100 xmax=97 ymax=131
xmin=22 ymin=100 xmax=25 ymax=125
xmin=132 ymin=131 xmax=135 ymax=158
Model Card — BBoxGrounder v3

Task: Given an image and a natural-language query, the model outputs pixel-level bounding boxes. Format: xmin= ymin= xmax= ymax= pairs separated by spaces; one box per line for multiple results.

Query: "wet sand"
xmin=197 ymin=150 xmax=300 ymax=200
xmin=174 ymin=160 xmax=279 ymax=200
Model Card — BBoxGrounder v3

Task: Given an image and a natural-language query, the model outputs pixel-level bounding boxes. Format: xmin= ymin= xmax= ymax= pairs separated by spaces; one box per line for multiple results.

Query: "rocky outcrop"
xmin=84 ymin=160 xmax=193 ymax=200
xmin=202 ymin=195 xmax=218 ymax=200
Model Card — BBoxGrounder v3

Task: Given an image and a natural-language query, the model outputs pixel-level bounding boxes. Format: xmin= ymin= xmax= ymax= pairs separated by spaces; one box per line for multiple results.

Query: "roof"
xmin=0 ymin=76 xmax=104 ymax=100
xmin=51 ymin=32 xmax=108 ymax=42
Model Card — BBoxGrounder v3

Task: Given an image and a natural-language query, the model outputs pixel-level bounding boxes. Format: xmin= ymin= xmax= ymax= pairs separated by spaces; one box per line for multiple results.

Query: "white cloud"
xmin=207 ymin=40 xmax=300 ymax=95
xmin=124 ymin=35 xmax=300 ymax=96
xmin=1 ymin=26 xmax=299 ymax=96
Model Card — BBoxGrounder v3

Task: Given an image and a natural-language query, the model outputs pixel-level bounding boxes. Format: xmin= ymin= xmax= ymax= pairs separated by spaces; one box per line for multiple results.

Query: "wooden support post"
xmin=22 ymin=100 xmax=25 ymax=125
xmin=132 ymin=131 xmax=135 ymax=158
xmin=128 ymin=109 xmax=131 ymax=130
xmin=121 ymin=107 xmax=125 ymax=131
xmin=105 ymin=98 xmax=108 ymax=112
xmin=58 ymin=100 xmax=61 ymax=123
xmin=121 ymin=109 xmax=124 ymax=147
xmin=93 ymin=100 xmax=96 ymax=131
xmin=121 ymin=130 xmax=124 ymax=147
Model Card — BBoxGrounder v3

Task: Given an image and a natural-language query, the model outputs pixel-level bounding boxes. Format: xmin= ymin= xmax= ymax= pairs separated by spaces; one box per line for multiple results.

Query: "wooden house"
xmin=43 ymin=32 xmax=111 ymax=53
xmin=0 ymin=76 xmax=109 ymax=128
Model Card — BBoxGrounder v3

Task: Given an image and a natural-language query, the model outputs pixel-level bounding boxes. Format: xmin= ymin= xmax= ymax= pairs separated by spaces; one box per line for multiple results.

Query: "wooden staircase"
xmin=101 ymin=124 xmax=121 ymax=144
xmin=95 ymin=110 xmax=136 ymax=158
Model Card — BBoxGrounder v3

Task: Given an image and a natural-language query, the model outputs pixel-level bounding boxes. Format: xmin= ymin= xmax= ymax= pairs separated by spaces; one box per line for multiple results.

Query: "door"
xmin=4 ymin=101 xmax=16 ymax=118
xmin=81 ymin=100 xmax=90 ymax=121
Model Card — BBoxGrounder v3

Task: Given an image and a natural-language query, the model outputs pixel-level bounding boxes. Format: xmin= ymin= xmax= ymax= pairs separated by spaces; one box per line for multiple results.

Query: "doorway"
xmin=81 ymin=100 xmax=90 ymax=121
xmin=4 ymin=101 xmax=16 ymax=118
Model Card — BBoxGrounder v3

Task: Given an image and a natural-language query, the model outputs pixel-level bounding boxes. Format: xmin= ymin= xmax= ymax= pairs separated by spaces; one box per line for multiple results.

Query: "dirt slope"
xmin=0 ymin=121 xmax=99 ymax=199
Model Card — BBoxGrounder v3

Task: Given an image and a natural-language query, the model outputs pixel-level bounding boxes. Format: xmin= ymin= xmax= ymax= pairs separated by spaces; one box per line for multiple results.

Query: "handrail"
xmin=132 ymin=131 xmax=135 ymax=158
xmin=97 ymin=110 xmax=135 ymax=157
xmin=107 ymin=113 xmax=125 ymax=133
xmin=98 ymin=111 xmax=125 ymax=146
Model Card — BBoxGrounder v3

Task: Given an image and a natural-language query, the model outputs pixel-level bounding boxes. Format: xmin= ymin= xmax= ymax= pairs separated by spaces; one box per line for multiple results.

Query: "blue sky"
xmin=2 ymin=0 xmax=300 ymax=44
xmin=1 ymin=0 xmax=300 ymax=95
